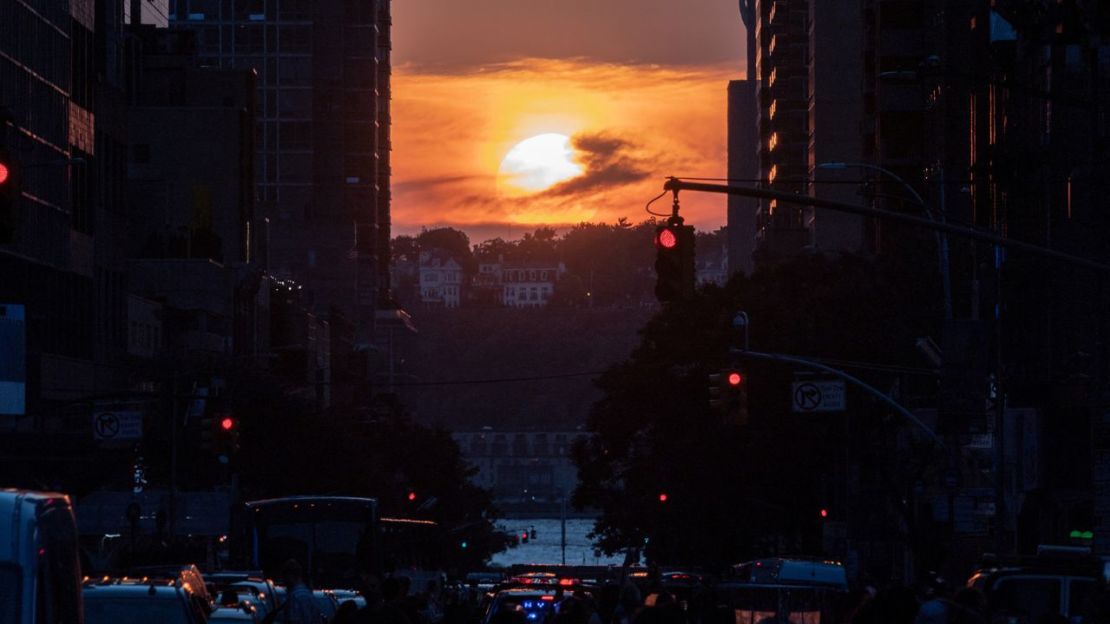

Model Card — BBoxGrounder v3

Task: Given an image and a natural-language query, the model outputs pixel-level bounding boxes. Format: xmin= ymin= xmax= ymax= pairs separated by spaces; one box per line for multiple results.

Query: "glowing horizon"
xmin=391 ymin=58 xmax=738 ymax=240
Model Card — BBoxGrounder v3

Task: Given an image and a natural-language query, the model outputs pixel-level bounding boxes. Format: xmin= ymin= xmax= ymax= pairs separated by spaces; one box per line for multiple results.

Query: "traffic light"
xmin=653 ymin=217 xmax=695 ymax=302
xmin=520 ymin=531 xmax=529 ymax=544
xmin=710 ymin=368 xmax=748 ymax=422
xmin=201 ymin=413 xmax=239 ymax=463
xmin=406 ymin=490 xmax=417 ymax=503
xmin=658 ymin=492 xmax=668 ymax=503
xmin=200 ymin=415 xmax=217 ymax=454
xmin=0 ymin=147 xmax=18 ymax=243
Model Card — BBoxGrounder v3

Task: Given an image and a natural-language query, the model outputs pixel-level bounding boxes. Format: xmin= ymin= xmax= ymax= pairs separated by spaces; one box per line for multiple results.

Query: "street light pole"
xmin=817 ymin=161 xmax=953 ymax=321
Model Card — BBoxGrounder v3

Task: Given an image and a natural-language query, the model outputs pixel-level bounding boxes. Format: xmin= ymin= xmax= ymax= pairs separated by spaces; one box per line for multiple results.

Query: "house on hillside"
xmin=419 ymin=250 xmax=464 ymax=308
xmin=469 ymin=259 xmax=505 ymax=307
xmin=501 ymin=262 xmax=565 ymax=308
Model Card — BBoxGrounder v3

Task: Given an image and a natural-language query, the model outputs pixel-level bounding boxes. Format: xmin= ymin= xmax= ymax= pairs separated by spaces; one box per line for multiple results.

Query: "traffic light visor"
xmin=656 ymin=228 xmax=678 ymax=249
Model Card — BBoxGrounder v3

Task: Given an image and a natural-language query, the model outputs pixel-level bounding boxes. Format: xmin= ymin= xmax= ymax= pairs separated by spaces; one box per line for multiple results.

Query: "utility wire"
xmin=394 ymin=371 xmax=607 ymax=387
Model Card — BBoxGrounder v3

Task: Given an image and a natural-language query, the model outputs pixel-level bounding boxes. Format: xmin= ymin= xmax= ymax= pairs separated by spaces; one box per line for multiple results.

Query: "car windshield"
xmin=84 ymin=597 xmax=191 ymax=624
xmin=0 ymin=564 xmax=20 ymax=624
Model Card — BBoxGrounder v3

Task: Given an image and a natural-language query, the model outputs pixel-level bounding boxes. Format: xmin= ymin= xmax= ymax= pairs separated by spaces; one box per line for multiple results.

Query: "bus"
xmin=232 ymin=496 xmax=441 ymax=590
xmin=719 ymin=558 xmax=849 ymax=624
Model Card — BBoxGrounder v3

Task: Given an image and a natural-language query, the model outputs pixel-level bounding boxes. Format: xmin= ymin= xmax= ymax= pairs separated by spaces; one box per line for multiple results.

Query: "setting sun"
xmin=498 ymin=133 xmax=583 ymax=194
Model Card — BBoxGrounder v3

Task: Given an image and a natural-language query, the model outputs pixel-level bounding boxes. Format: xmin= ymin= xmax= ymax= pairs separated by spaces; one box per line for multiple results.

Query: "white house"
xmin=501 ymin=262 xmax=564 ymax=308
xmin=419 ymin=250 xmax=464 ymax=308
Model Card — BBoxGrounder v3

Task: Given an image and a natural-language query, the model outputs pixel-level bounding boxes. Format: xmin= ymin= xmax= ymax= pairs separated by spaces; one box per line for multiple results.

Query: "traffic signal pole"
xmin=662 ymin=178 xmax=1110 ymax=274
xmin=665 ymin=177 xmax=1102 ymax=551
xmin=730 ymin=348 xmax=945 ymax=450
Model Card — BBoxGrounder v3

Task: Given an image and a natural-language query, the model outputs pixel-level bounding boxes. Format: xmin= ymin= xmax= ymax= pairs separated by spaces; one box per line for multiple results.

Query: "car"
xmin=214 ymin=584 xmax=271 ymax=620
xmin=127 ymin=563 xmax=214 ymax=605
xmin=83 ymin=577 xmax=211 ymax=624
xmin=206 ymin=572 xmax=279 ymax=612
xmin=208 ymin=605 xmax=260 ymax=623
xmin=967 ymin=545 xmax=1109 ymax=622
xmin=0 ymin=489 xmax=83 ymax=624
xmin=331 ymin=588 xmax=366 ymax=609
xmin=314 ymin=589 xmax=339 ymax=621
xmin=483 ymin=588 xmax=560 ymax=624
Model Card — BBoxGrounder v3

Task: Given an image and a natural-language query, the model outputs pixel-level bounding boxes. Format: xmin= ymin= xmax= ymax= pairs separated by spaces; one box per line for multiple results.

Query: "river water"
xmin=491 ymin=518 xmax=625 ymax=567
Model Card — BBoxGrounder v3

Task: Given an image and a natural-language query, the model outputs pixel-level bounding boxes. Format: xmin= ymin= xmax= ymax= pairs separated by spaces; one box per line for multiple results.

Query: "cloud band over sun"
xmin=391 ymin=58 xmax=737 ymax=239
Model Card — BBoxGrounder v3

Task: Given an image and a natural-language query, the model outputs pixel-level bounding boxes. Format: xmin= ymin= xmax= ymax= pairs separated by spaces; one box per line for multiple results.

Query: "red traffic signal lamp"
xmin=0 ymin=162 xmax=9 ymax=185
xmin=709 ymin=368 xmax=748 ymax=423
xmin=658 ymin=492 xmax=668 ymax=503
xmin=407 ymin=491 xmax=417 ymax=502
xmin=653 ymin=217 xmax=695 ymax=302
xmin=655 ymin=227 xmax=678 ymax=249
xmin=199 ymin=413 xmax=239 ymax=463
xmin=819 ymin=508 xmax=829 ymax=519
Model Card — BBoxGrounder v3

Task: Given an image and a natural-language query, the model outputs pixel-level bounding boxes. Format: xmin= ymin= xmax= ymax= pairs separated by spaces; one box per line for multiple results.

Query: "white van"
xmin=0 ymin=489 xmax=83 ymax=623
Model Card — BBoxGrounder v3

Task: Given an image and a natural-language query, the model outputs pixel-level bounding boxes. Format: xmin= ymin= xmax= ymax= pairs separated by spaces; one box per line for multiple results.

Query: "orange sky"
xmin=391 ymin=1 xmax=746 ymax=242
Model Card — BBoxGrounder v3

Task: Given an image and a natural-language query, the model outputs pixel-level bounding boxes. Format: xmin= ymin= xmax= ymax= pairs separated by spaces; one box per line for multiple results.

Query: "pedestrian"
xmin=914 ymin=574 xmax=953 ymax=624
xmin=333 ymin=571 xmax=411 ymax=624
xmin=611 ymin=583 xmax=641 ymax=624
xmin=950 ymin=588 xmax=985 ymax=624
xmin=267 ymin=559 xmax=324 ymax=624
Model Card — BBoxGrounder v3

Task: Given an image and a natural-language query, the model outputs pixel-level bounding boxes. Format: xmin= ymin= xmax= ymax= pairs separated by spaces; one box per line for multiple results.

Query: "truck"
xmin=0 ymin=489 xmax=83 ymax=623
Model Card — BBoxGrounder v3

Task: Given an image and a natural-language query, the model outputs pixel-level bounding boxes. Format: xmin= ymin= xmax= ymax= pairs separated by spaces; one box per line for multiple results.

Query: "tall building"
xmin=752 ymin=0 xmax=811 ymax=262
xmin=0 ymin=0 xmax=130 ymax=429
xmin=726 ymin=79 xmax=758 ymax=275
xmin=731 ymin=0 xmax=870 ymax=271
xmin=806 ymin=0 xmax=865 ymax=254
xmin=168 ymin=0 xmax=392 ymax=328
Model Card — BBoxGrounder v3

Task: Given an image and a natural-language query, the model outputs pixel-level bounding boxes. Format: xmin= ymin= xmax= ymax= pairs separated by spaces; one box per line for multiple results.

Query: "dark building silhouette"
xmin=752 ymin=0 xmax=811 ymax=261
xmin=168 ymin=0 xmax=393 ymax=329
xmin=0 ymin=0 xmax=130 ymax=428
xmin=726 ymin=79 xmax=758 ymax=275
xmin=126 ymin=27 xmax=256 ymax=265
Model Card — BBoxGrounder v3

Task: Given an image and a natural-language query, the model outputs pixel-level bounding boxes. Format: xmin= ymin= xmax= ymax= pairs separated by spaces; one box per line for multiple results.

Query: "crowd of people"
xmin=264 ymin=561 xmax=1110 ymax=624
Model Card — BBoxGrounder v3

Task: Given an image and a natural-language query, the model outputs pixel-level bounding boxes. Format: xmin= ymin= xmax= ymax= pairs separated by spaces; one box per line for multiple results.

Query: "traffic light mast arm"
xmin=730 ymin=348 xmax=945 ymax=450
xmin=662 ymin=177 xmax=1110 ymax=274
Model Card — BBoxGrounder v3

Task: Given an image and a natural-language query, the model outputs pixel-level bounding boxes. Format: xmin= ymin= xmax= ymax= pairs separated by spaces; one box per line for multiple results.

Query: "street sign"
xmin=93 ymin=411 xmax=143 ymax=441
xmin=791 ymin=380 xmax=846 ymax=413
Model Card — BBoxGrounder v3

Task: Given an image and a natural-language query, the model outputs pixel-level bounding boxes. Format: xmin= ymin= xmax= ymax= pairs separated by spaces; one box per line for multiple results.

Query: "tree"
xmin=416 ymin=227 xmax=475 ymax=272
xmin=557 ymin=221 xmax=656 ymax=305
xmin=392 ymin=235 xmax=418 ymax=262
xmin=514 ymin=227 xmax=559 ymax=263
xmin=573 ymin=253 xmax=944 ymax=571
xmin=473 ymin=237 xmax=514 ymax=263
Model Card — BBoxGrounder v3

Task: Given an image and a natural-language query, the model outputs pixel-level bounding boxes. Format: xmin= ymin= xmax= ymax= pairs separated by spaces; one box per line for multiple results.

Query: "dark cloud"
xmin=393 ymin=0 xmax=745 ymax=72
xmin=393 ymin=174 xmax=487 ymax=193
xmin=542 ymin=132 xmax=652 ymax=197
